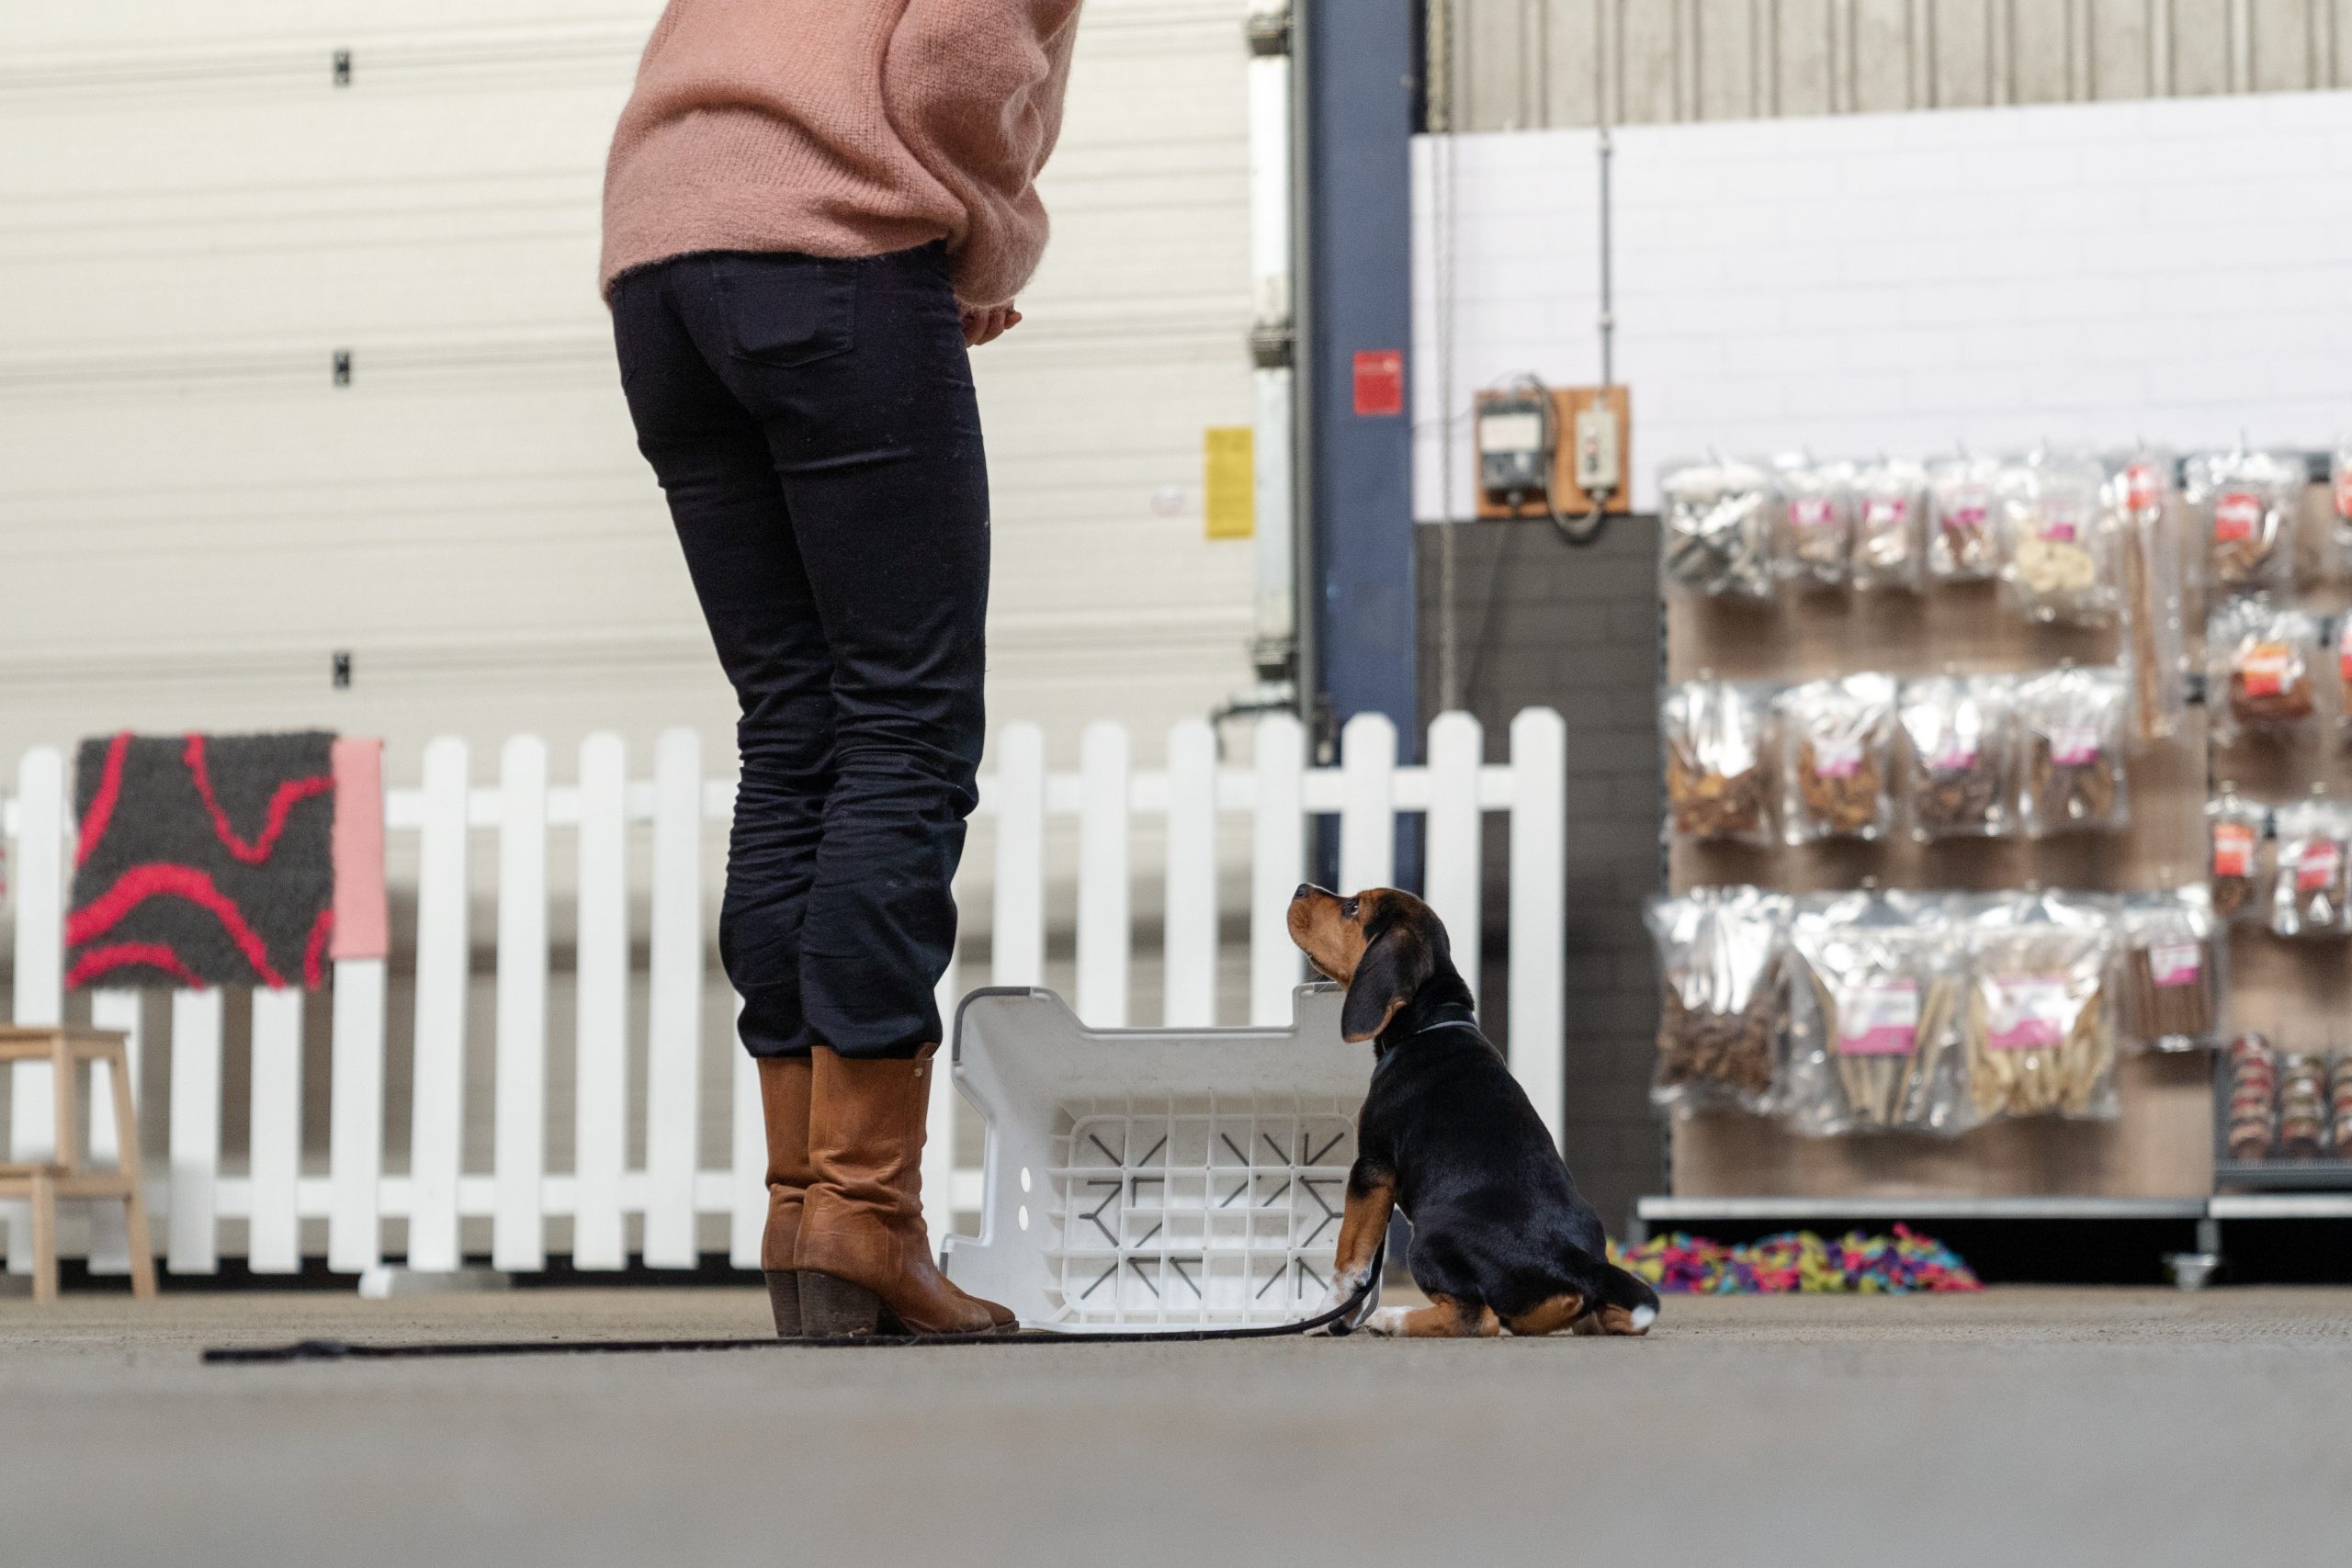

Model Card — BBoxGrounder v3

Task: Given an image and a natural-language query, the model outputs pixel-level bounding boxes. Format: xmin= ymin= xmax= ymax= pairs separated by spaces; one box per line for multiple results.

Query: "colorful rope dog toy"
xmin=1612 ymin=1224 xmax=1982 ymax=1294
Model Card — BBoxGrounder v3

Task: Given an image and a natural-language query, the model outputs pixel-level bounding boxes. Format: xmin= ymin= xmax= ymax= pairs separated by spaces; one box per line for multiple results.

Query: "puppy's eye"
xmin=1341 ymin=899 xmax=1360 ymax=918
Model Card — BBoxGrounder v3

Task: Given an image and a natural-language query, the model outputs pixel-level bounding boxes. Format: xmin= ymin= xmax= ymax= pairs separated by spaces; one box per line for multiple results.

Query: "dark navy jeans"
xmin=612 ymin=244 xmax=987 ymax=1060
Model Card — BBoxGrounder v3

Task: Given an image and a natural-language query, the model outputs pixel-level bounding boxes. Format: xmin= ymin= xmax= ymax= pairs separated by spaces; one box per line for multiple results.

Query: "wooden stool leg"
xmin=103 ymin=1043 xmax=158 ymax=1301
xmin=51 ymin=1037 xmax=81 ymax=1170
xmin=29 ymin=1170 xmax=58 ymax=1304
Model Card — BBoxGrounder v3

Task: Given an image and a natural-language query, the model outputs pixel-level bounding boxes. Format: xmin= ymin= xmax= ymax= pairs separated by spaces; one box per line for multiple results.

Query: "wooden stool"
xmin=0 ymin=1026 xmax=157 ymax=1302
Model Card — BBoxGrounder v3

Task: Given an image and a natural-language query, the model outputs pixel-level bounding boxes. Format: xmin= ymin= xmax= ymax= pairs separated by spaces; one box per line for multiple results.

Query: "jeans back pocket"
xmin=713 ymin=254 xmax=857 ymax=368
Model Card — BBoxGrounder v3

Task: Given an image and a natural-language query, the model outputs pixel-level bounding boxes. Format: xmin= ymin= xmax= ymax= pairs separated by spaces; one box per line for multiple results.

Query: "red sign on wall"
xmin=1351 ymin=349 xmax=1404 ymax=417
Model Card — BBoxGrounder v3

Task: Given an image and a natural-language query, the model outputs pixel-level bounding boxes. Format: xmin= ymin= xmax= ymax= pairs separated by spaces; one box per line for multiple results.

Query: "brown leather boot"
xmin=797 ymin=1043 xmax=1016 ymax=1337
xmin=756 ymin=1055 xmax=814 ymax=1337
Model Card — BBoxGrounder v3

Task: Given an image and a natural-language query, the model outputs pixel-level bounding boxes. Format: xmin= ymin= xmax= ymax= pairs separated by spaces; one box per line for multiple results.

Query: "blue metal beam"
xmin=1301 ymin=0 xmax=1419 ymax=767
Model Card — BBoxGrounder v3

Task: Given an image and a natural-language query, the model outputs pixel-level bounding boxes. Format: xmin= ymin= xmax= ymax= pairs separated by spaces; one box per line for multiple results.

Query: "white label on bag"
xmin=2148 ymin=942 xmax=2202 ymax=988
xmin=1984 ymin=975 xmax=2074 ymax=1051
xmin=1812 ymin=735 xmax=1863 ymax=779
xmin=2050 ymin=728 xmax=2102 ymax=767
xmin=1838 ymin=981 xmax=1919 ymax=1056
xmin=1792 ymin=496 xmax=1838 ymax=529
xmin=1862 ymin=496 xmax=1908 ymax=527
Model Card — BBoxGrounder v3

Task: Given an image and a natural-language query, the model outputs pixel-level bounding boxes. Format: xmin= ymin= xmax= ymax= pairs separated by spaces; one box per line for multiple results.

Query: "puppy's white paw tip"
xmin=1629 ymin=1304 xmax=1657 ymax=1331
xmin=1363 ymin=1305 xmax=1409 ymax=1337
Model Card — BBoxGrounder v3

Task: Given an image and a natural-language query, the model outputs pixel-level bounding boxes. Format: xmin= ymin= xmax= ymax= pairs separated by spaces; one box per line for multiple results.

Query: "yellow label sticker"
xmin=1204 ymin=426 xmax=1254 ymax=540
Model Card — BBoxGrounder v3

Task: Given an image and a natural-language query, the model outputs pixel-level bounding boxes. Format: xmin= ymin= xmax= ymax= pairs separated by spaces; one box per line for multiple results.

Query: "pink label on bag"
xmin=1838 ymin=981 xmax=1919 ymax=1056
xmin=1942 ymin=491 xmax=1989 ymax=531
xmin=2050 ymin=728 xmax=2102 ymax=767
xmin=1862 ymin=496 xmax=1909 ymax=526
xmin=2148 ymin=942 xmax=2201 ymax=988
xmin=1791 ymin=496 xmax=1838 ymax=529
xmin=1984 ymin=975 xmax=2073 ymax=1051
xmin=2038 ymin=502 xmax=2087 ymax=544
xmin=1811 ymin=735 xmax=1864 ymax=779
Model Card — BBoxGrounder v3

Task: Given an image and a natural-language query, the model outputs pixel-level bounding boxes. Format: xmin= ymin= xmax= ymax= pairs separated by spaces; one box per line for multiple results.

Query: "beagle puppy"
xmin=1290 ymin=884 xmax=1659 ymax=1338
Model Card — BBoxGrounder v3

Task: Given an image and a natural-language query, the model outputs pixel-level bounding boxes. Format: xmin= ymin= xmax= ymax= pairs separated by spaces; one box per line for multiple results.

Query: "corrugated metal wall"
xmin=1439 ymin=0 xmax=2352 ymax=130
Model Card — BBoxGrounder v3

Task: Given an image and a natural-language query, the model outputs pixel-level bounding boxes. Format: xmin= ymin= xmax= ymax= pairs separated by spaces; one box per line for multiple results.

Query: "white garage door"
xmin=0 ymin=0 xmax=1260 ymax=786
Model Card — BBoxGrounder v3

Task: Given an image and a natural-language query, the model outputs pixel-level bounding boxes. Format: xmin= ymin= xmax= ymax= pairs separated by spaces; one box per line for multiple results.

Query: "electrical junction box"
xmin=1473 ymin=385 xmax=1633 ymax=522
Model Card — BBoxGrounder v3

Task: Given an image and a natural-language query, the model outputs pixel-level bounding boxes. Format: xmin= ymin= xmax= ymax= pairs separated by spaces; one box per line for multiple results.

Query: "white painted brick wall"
xmin=1414 ymin=89 xmax=2352 ymax=517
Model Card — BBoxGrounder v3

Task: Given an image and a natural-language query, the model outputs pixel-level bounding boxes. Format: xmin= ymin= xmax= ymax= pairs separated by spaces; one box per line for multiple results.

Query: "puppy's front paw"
xmin=1363 ymin=1305 xmax=1410 ymax=1337
xmin=1313 ymin=1265 xmax=1369 ymax=1321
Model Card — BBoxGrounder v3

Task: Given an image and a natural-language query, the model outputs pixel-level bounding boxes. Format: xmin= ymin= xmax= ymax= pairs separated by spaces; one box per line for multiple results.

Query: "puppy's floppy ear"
xmin=1340 ymin=926 xmax=1432 ymax=1043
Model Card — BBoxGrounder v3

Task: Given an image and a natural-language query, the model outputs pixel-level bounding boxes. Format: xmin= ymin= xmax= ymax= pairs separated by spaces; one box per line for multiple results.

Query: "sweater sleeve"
xmin=887 ymin=0 xmax=1084 ymax=309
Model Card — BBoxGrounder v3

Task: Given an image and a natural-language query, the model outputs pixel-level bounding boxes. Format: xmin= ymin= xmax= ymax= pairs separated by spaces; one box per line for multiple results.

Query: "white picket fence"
xmin=0 ymin=708 xmax=1566 ymax=1278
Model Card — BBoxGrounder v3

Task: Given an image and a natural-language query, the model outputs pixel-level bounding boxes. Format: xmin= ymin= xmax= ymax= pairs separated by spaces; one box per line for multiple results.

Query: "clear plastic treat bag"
xmin=1961 ymin=888 xmax=2121 ymax=1122
xmin=1849 ymin=457 xmax=1928 ymax=592
xmin=2185 ymin=447 xmax=2303 ymax=596
xmin=2119 ymin=885 xmax=2224 ymax=1053
xmin=1647 ymin=886 xmax=1791 ymax=1112
xmin=1899 ymin=672 xmax=2018 ymax=842
xmin=1927 ymin=454 xmax=2005 ymax=583
xmin=1662 ymin=458 xmax=1780 ymax=601
xmin=1663 ymin=679 xmax=1778 ymax=847
xmin=2014 ymin=665 xmax=2130 ymax=836
xmin=2207 ymin=593 xmax=2324 ymax=747
xmin=1783 ymin=890 xmax=1973 ymax=1136
xmin=1999 ymin=452 xmax=2118 ymax=627
xmin=1777 ymin=673 xmax=1897 ymax=844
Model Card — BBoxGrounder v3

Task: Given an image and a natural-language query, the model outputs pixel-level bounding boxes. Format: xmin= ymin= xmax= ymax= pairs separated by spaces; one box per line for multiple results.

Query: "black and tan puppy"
xmin=1291 ymin=884 xmax=1659 ymax=1337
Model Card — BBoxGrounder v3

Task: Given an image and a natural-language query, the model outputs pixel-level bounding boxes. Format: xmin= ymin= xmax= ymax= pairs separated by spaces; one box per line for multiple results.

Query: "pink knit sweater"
xmin=602 ymin=0 xmax=1082 ymax=307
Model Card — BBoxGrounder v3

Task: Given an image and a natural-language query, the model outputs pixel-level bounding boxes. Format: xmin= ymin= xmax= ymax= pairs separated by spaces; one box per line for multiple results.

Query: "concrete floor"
xmin=6 ymin=1287 xmax=2350 ymax=1567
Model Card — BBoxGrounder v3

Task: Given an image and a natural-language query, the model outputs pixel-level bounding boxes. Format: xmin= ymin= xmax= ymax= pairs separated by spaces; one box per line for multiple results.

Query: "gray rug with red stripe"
xmin=68 ymin=731 xmax=337 ymax=990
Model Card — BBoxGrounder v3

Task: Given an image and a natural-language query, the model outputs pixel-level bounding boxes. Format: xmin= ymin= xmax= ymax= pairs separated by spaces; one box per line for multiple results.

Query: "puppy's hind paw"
xmin=1362 ymin=1305 xmax=1410 ymax=1337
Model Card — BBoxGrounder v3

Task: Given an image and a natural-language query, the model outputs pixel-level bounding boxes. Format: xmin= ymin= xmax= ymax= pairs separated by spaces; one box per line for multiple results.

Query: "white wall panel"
xmin=0 ymin=1 xmax=1260 ymax=811
xmin=1413 ymin=89 xmax=2352 ymax=517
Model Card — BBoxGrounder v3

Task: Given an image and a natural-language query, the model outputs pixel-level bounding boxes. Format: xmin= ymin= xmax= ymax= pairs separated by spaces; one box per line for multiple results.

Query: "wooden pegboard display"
xmin=1662 ymin=490 xmax=2231 ymax=1201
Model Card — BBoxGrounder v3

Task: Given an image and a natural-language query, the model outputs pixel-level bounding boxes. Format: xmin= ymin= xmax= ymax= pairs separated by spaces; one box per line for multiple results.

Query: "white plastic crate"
xmin=942 ymin=986 xmax=1374 ymax=1333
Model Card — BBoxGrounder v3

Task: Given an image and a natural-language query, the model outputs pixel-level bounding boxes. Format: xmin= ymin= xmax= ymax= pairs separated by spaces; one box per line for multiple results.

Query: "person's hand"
xmin=960 ymin=301 xmax=1022 ymax=347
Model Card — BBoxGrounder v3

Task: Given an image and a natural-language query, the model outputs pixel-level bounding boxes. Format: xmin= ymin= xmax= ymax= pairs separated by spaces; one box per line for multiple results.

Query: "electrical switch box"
xmin=1476 ymin=396 xmax=1551 ymax=504
xmin=1473 ymin=385 xmax=1633 ymax=521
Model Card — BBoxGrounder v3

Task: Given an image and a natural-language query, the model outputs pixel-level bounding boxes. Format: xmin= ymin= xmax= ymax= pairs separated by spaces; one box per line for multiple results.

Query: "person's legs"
xmin=612 ymin=257 xmax=837 ymax=1334
xmin=696 ymin=244 xmax=1005 ymax=1336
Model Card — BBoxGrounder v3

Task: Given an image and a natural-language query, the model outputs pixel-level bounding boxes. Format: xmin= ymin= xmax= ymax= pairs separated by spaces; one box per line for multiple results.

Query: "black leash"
xmin=201 ymin=1246 xmax=1385 ymax=1365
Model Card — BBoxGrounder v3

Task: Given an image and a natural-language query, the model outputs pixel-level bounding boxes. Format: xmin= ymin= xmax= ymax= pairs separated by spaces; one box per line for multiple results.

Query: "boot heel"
xmin=763 ymin=1269 xmax=803 ymax=1338
xmin=800 ymin=1271 xmax=885 ymax=1337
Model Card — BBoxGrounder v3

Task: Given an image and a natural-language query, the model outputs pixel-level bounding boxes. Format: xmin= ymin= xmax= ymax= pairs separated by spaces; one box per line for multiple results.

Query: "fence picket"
xmin=990 ymin=724 xmax=1046 ymax=987
xmin=327 ymin=958 xmax=388 ymax=1271
xmin=407 ymin=736 xmax=470 ymax=1272
xmin=643 ymin=728 xmax=705 ymax=1269
xmin=1162 ymin=720 xmax=1217 ymax=1027
xmin=247 ymin=987 xmax=304 ymax=1272
xmin=1425 ymin=712 xmax=1483 ymax=1006
xmin=573 ymin=734 xmax=629 ymax=1269
xmin=1249 ymin=713 xmax=1306 ymax=1025
xmin=924 ymin=913 xmax=961 ymax=1252
xmin=85 ymin=987 xmax=142 ymax=1273
xmin=729 ymin=998 xmax=763 ymax=1269
xmin=1339 ymin=713 xmax=1397 ymax=893
xmin=492 ymin=735 xmax=549 ymax=1271
xmin=1076 ymin=722 xmax=1130 ymax=1028
xmin=167 ymin=988 xmax=224 ymax=1273
xmin=1508 ymin=708 xmax=1567 ymax=1151
xmin=7 ymin=748 xmax=64 ymax=1272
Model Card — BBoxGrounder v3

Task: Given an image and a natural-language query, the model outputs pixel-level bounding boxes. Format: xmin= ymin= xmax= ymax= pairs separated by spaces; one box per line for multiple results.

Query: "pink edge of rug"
xmin=329 ymin=738 xmax=390 ymax=962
